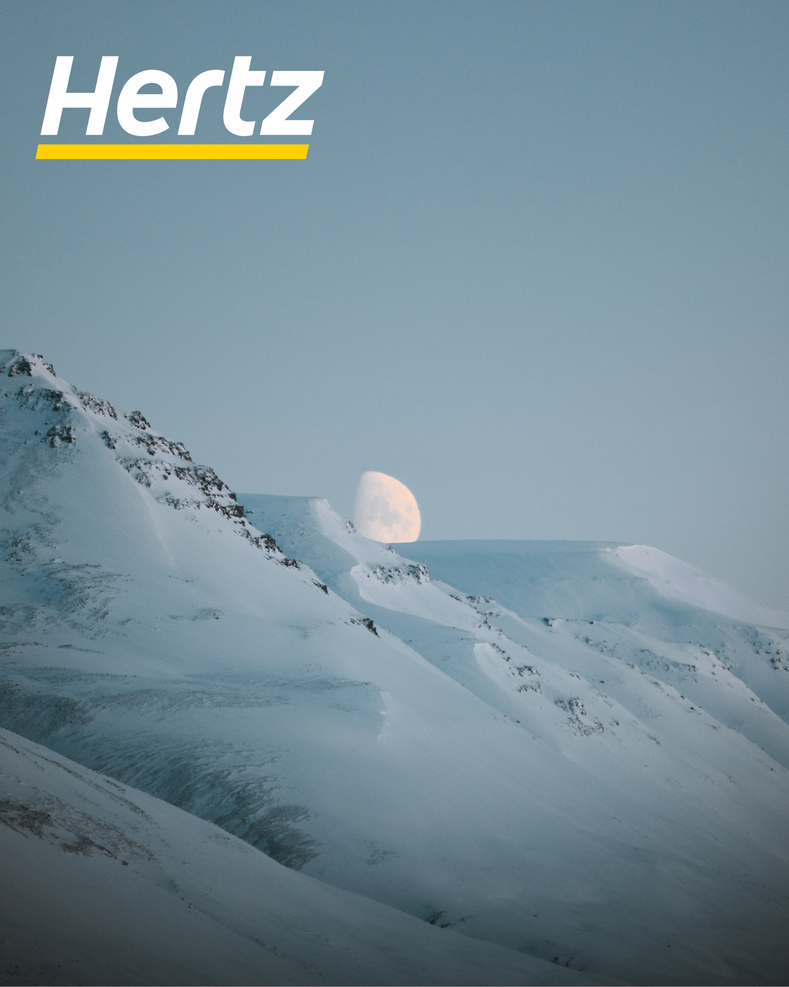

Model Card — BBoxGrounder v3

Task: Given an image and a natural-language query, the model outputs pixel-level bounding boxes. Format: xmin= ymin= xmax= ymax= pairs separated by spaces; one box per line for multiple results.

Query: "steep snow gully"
xmin=1 ymin=350 xmax=789 ymax=986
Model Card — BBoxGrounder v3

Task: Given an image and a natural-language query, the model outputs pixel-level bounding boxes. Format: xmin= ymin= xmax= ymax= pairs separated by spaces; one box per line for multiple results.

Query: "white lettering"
xmin=41 ymin=56 xmax=118 ymax=135
xmin=117 ymin=70 xmax=178 ymax=137
xmin=259 ymin=71 xmax=324 ymax=136
xmin=40 ymin=58 xmax=325 ymax=143
xmin=223 ymin=57 xmax=266 ymax=137
xmin=178 ymin=70 xmax=226 ymax=135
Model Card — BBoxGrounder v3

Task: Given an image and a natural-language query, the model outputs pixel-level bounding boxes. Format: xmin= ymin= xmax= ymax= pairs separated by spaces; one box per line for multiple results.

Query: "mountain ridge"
xmin=2 ymin=350 xmax=789 ymax=985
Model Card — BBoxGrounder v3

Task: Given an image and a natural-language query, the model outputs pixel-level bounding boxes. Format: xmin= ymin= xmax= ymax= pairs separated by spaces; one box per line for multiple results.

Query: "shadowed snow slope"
xmin=1 ymin=351 xmax=789 ymax=986
xmin=0 ymin=726 xmax=590 ymax=987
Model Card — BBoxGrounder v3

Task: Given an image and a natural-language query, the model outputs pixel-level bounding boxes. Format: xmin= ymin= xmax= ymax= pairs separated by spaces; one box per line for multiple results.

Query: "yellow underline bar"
xmin=36 ymin=143 xmax=309 ymax=160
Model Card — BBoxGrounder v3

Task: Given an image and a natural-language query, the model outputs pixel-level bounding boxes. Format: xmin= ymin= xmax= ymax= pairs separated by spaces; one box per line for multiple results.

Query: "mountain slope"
xmin=0 ymin=725 xmax=590 ymax=987
xmin=2 ymin=351 xmax=789 ymax=986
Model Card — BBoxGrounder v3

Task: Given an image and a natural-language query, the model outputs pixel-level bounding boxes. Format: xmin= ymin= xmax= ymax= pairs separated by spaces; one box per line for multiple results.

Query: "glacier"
xmin=1 ymin=349 xmax=789 ymax=985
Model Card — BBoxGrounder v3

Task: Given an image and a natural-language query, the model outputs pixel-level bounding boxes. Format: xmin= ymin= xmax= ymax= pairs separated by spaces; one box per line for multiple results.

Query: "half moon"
xmin=354 ymin=471 xmax=421 ymax=543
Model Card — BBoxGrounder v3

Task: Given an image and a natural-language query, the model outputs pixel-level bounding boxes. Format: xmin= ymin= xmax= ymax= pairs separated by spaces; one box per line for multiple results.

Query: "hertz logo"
xmin=37 ymin=57 xmax=324 ymax=159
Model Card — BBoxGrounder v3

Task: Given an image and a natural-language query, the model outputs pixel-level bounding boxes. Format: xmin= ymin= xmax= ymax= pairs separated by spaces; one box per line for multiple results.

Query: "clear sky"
xmin=1 ymin=0 xmax=788 ymax=610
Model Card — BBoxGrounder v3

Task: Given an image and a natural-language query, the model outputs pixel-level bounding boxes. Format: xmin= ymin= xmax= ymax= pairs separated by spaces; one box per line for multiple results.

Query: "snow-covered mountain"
xmin=2 ymin=349 xmax=789 ymax=986
xmin=0 ymin=725 xmax=587 ymax=987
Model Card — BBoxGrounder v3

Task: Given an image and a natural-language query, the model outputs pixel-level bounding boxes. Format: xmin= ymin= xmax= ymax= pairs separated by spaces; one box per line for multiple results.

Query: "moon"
xmin=354 ymin=471 xmax=421 ymax=543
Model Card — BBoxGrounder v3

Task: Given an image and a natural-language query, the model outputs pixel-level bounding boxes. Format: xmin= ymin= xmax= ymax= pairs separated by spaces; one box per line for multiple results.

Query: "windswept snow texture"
xmin=0 ymin=727 xmax=588 ymax=987
xmin=1 ymin=351 xmax=789 ymax=986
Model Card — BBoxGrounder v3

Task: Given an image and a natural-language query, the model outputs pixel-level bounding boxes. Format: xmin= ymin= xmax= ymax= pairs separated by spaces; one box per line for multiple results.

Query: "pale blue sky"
xmin=2 ymin=0 xmax=788 ymax=609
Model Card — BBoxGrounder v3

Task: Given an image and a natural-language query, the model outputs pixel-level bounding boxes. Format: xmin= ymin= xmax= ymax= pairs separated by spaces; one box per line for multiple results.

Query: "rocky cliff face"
xmin=0 ymin=349 xmax=294 ymax=559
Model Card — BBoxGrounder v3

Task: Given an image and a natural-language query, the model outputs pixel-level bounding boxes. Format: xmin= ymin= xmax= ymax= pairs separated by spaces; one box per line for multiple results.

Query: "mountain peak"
xmin=1 ymin=349 xmax=58 ymax=380
xmin=0 ymin=348 xmax=295 ymax=558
